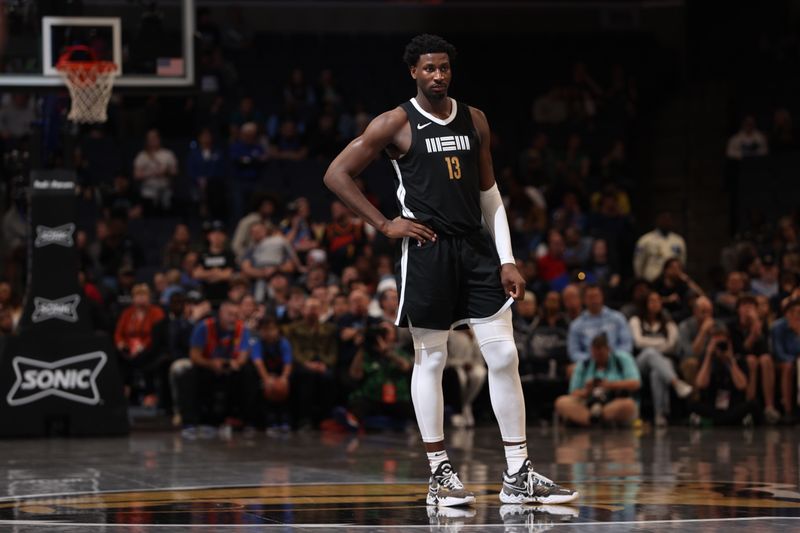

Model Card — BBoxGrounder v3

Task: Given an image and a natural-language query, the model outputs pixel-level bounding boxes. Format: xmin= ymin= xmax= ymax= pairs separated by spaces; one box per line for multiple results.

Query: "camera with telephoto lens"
xmin=587 ymin=379 xmax=608 ymax=422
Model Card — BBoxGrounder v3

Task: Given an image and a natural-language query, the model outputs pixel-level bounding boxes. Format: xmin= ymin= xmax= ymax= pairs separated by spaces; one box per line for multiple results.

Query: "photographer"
xmin=555 ymin=333 xmax=641 ymax=426
xmin=690 ymin=324 xmax=756 ymax=426
xmin=179 ymin=300 xmax=261 ymax=430
xmin=348 ymin=321 xmax=414 ymax=428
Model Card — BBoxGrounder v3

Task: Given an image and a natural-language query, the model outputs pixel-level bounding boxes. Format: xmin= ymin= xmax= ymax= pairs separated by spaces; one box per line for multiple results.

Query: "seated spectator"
xmin=98 ymin=216 xmax=145 ymax=288
xmin=555 ymin=133 xmax=590 ymax=183
xmin=677 ymin=296 xmax=725 ymax=391
xmin=523 ymin=291 xmax=570 ymax=378
xmin=103 ymin=175 xmax=143 ymax=218
xmin=239 ymin=293 xmax=265 ymax=330
xmin=133 ymin=129 xmax=178 ymax=212
xmin=228 ymin=96 xmax=265 ymax=140
xmin=268 ymin=119 xmax=309 ymax=161
xmin=562 ymin=283 xmax=583 ymax=322
xmin=337 ymin=289 xmax=380 ymax=389
xmin=187 ymin=128 xmax=226 ymax=220
xmin=620 ymin=278 xmax=651 ymax=319
xmin=180 ymin=300 xmax=261 ymax=431
xmin=0 ymin=93 xmax=35 ymax=144
xmin=229 ymin=122 xmax=267 ymax=220
xmin=551 ymin=191 xmax=586 ymax=233
xmin=114 ymin=284 xmax=166 ymax=406
xmin=633 ymin=211 xmax=687 ymax=283
xmin=179 ymin=251 xmax=202 ymax=290
xmin=377 ymin=286 xmax=399 ymax=324
xmin=751 ymin=254 xmax=779 ymax=299
xmin=280 ymin=197 xmax=320 ymax=259
xmin=284 ymin=297 xmax=338 ymax=428
xmin=562 ymin=226 xmax=592 ymax=270
xmin=725 ymin=115 xmax=768 ymax=160
xmin=653 ymin=258 xmax=702 ymax=322
xmin=162 ymin=223 xmax=194 ymax=270
xmin=629 ymin=291 xmax=692 ymax=426
xmin=770 ymin=108 xmax=795 ymax=154
xmin=323 ymin=201 xmax=367 ymax=275
xmin=729 ymin=295 xmax=779 ymax=424
xmin=151 ymin=292 xmax=194 ymax=416
xmin=715 ymin=271 xmax=748 ymax=320
xmin=586 ymin=238 xmax=620 ymax=292
xmin=193 ymin=220 xmax=235 ymax=307
xmin=690 ymin=324 xmax=756 ymax=426
xmin=446 ymin=328 xmax=486 ymax=428
xmin=348 ymin=321 xmax=414 ymax=429
xmin=241 ymin=221 xmax=303 ymax=302
xmin=0 ymin=308 xmax=13 ymax=337
xmin=555 ymin=333 xmax=641 ymax=426
xmin=771 ymin=299 xmax=800 ymax=423
xmin=309 ymin=112 xmax=344 ymax=161
xmin=253 ymin=317 xmax=293 ymax=431
xmin=278 ymin=286 xmax=307 ymax=325
xmin=537 ymin=229 xmax=567 ymax=284
xmin=232 ymin=195 xmax=278 ymax=261
xmin=0 ymin=280 xmax=22 ymax=331
xmin=567 ymin=284 xmax=632 ymax=365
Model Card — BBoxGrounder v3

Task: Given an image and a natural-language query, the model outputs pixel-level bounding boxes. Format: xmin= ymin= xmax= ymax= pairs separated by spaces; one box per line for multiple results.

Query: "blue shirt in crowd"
xmin=567 ymin=306 xmax=633 ymax=363
xmin=190 ymin=319 xmax=258 ymax=360
xmin=771 ymin=318 xmax=800 ymax=364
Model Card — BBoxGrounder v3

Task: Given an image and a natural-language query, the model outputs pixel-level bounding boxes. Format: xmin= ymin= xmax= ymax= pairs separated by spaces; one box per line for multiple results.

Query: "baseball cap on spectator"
xmin=376 ymin=277 xmax=397 ymax=296
xmin=203 ymin=219 xmax=226 ymax=234
xmin=186 ymin=289 xmax=205 ymax=303
xmin=307 ymin=248 xmax=327 ymax=266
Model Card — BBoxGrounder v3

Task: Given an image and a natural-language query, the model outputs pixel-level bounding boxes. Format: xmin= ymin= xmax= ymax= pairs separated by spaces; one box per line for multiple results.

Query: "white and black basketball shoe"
xmin=426 ymin=461 xmax=476 ymax=507
xmin=499 ymin=458 xmax=579 ymax=504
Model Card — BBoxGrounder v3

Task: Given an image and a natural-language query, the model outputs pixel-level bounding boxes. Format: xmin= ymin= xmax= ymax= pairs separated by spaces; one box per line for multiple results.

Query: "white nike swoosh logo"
xmin=417 ymin=122 xmax=432 ymax=130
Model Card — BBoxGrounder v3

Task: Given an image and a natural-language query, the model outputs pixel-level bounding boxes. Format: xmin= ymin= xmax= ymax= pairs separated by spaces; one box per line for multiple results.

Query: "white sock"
xmin=504 ymin=442 xmax=527 ymax=473
xmin=427 ymin=450 xmax=449 ymax=475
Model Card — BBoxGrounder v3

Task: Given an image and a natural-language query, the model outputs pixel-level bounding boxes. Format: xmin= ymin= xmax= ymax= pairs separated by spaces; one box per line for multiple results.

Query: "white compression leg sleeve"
xmin=471 ymin=309 xmax=526 ymax=442
xmin=409 ymin=326 xmax=451 ymax=443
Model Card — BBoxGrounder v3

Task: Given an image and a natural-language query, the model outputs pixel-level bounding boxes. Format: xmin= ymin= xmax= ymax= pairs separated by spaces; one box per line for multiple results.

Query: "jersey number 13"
xmin=444 ymin=156 xmax=462 ymax=180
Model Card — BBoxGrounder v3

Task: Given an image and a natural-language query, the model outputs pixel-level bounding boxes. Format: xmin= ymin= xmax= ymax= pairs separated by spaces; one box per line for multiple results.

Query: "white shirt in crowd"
xmin=726 ymin=129 xmax=768 ymax=160
xmin=133 ymin=148 xmax=178 ymax=202
xmin=633 ymin=229 xmax=687 ymax=282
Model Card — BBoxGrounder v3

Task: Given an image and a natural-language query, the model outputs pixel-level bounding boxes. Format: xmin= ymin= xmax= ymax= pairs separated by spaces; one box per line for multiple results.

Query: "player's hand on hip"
xmin=501 ymin=263 xmax=526 ymax=300
xmin=383 ymin=217 xmax=437 ymax=246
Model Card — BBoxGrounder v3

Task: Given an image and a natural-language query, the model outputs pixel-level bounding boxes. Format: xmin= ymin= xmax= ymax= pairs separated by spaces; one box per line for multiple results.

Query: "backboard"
xmin=0 ymin=0 xmax=194 ymax=88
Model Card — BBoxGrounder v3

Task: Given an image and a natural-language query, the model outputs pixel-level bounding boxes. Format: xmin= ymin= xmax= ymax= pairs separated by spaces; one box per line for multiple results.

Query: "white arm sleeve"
xmin=479 ymin=183 xmax=515 ymax=265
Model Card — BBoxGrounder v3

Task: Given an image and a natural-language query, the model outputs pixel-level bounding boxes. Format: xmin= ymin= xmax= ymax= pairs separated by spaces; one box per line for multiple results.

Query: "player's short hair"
xmin=403 ymin=34 xmax=457 ymax=67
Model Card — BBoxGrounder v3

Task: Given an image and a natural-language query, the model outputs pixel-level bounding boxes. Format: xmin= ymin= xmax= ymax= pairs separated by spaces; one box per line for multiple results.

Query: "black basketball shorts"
xmin=394 ymin=229 xmax=513 ymax=330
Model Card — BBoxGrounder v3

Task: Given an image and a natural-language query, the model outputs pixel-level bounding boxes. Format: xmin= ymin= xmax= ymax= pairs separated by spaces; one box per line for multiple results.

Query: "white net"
xmin=57 ymin=62 xmax=117 ymax=123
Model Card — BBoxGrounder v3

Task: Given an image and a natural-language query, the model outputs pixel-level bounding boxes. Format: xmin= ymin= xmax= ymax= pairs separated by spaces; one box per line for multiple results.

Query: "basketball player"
xmin=324 ymin=34 xmax=578 ymax=507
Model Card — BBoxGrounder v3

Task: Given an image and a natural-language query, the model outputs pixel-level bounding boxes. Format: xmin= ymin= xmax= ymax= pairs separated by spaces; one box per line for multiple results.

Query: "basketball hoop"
xmin=56 ymin=45 xmax=118 ymax=124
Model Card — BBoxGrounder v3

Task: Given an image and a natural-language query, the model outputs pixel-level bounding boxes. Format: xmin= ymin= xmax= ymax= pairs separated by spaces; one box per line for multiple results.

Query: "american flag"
xmin=156 ymin=58 xmax=184 ymax=77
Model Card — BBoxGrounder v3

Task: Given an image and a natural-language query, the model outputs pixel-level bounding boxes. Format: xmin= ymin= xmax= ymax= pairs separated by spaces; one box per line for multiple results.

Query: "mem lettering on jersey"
xmin=424 ymin=135 xmax=471 ymax=153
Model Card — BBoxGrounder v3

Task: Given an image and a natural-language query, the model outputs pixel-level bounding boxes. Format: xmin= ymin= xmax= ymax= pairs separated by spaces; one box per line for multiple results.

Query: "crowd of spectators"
xmin=1 ymin=23 xmax=800 ymax=435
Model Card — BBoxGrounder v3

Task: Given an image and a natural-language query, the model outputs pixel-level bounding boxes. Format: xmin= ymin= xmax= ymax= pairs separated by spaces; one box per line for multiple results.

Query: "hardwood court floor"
xmin=0 ymin=424 xmax=798 ymax=531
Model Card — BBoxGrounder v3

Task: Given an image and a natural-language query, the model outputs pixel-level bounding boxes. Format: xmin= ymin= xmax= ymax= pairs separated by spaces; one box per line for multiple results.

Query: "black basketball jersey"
xmin=391 ymin=98 xmax=482 ymax=236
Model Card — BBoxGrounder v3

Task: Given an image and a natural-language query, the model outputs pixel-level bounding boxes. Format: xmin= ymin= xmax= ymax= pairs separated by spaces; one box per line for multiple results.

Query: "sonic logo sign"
xmin=6 ymin=352 xmax=107 ymax=406
xmin=34 ymin=223 xmax=76 ymax=247
xmin=31 ymin=295 xmax=81 ymax=323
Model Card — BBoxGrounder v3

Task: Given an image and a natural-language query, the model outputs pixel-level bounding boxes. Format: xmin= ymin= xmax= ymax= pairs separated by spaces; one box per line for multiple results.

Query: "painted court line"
xmin=0 ymin=516 xmax=799 ymax=528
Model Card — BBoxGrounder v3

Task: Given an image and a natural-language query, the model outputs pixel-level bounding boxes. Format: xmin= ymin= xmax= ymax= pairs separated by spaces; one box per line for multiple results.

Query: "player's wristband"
xmin=479 ymin=183 xmax=515 ymax=265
